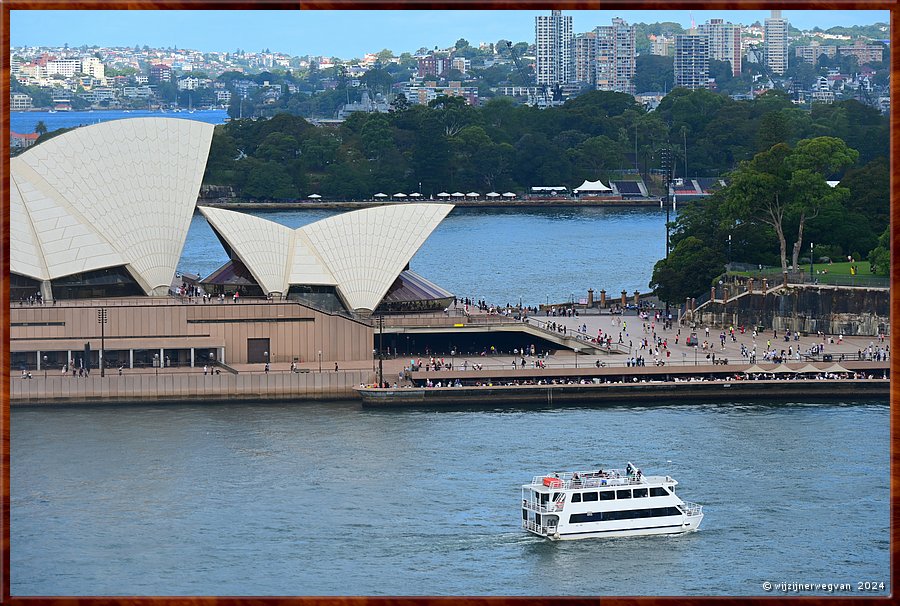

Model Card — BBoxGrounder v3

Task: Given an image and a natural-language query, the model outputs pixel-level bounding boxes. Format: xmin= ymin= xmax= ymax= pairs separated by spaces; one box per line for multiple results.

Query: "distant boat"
xmin=48 ymin=109 xmax=57 ymax=113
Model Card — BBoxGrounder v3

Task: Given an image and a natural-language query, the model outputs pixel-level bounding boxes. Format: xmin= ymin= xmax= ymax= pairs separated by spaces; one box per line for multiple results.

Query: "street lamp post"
xmin=727 ymin=234 xmax=732 ymax=274
xmin=574 ymin=347 xmax=579 ymax=369
xmin=377 ymin=314 xmax=384 ymax=387
xmin=318 ymin=350 xmax=322 ymax=373
xmin=97 ymin=307 xmax=107 ymax=377
xmin=809 ymin=242 xmax=814 ymax=282
xmin=43 ymin=355 xmax=48 ymax=380
xmin=372 ymin=348 xmax=376 ymax=372
xmin=660 ymin=146 xmax=673 ymax=321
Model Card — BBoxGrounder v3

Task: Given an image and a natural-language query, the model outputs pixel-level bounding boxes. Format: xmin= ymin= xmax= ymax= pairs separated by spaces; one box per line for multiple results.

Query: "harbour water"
xmin=10 ymin=109 xmax=228 ymax=134
xmin=12 ymin=399 xmax=889 ymax=596
xmin=181 ymin=206 xmax=670 ymax=305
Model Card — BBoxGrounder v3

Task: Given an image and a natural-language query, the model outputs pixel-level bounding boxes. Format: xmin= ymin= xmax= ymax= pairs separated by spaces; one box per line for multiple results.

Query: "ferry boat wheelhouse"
xmin=522 ymin=463 xmax=703 ymax=540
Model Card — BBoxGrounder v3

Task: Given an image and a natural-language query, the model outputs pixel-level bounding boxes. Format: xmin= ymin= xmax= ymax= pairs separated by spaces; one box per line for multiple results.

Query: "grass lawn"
xmin=731 ymin=259 xmax=887 ymax=285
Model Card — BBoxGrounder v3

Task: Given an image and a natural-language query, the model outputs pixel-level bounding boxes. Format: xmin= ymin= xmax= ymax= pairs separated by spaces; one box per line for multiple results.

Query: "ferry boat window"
xmin=599 ymin=490 xmax=614 ymax=501
xmin=649 ymin=487 xmax=668 ymax=497
xmin=600 ymin=506 xmax=683 ymax=521
xmin=633 ymin=488 xmax=648 ymax=498
xmin=617 ymin=489 xmax=632 ymax=499
xmin=571 ymin=493 xmax=582 ymax=503
xmin=582 ymin=492 xmax=598 ymax=502
xmin=539 ymin=493 xmax=550 ymax=504
xmin=568 ymin=512 xmax=598 ymax=523
xmin=522 ymin=509 xmax=528 ymax=520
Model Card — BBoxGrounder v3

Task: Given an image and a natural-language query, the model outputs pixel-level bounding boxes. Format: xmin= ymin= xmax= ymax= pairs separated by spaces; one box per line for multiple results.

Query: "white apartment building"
xmin=674 ymin=29 xmax=710 ymax=90
xmin=594 ymin=17 xmax=636 ymax=94
xmin=795 ymin=42 xmax=837 ymax=64
xmin=122 ymin=86 xmax=154 ymax=98
xmin=81 ymin=56 xmax=105 ymax=81
xmin=11 ymin=92 xmax=32 ymax=111
xmin=535 ymin=10 xmax=573 ymax=86
xmin=698 ymin=18 xmax=742 ymax=76
xmin=177 ymin=76 xmax=211 ymax=91
xmin=46 ymin=58 xmax=81 ymax=78
xmin=451 ymin=57 xmax=471 ymax=74
xmin=764 ymin=10 xmax=789 ymax=75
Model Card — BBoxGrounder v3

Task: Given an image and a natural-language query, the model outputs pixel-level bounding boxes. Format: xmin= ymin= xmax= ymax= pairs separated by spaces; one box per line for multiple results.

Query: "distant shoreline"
xmin=197 ymin=198 xmax=665 ymax=210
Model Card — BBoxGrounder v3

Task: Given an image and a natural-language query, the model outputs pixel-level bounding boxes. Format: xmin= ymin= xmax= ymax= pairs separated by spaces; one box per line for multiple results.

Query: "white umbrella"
xmin=466 ymin=192 xmax=480 ymax=198
xmin=502 ymin=192 xmax=517 ymax=198
xmin=393 ymin=193 xmax=407 ymax=198
xmin=452 ymin=192 xmax=465 ymax=197
xmin=409 ymin=192 xmax=422 ymax=197
xmin=308 ymin=193 xmax=321 ymax=199
xmin=486 ymin=192 xmax=501 ymax=198
xmin=437 ymin=192 xmax=451 ymax=198
xmin=373 ymin=193 xmax=388 ymax=198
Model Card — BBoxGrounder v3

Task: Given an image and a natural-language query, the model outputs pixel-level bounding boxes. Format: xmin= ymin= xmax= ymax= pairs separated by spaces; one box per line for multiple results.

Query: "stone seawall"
xmin=11 ymin=370 xmax=371 ymax=405
xmin=697 ymin=285 xmax=889 ymax=336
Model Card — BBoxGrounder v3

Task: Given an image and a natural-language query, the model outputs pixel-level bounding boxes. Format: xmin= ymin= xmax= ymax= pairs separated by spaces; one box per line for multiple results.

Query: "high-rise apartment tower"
xmin=674 ymin=28 xmax=709 ymax=90
xmin=764 ymin=10 xmax=789 ymax=75
xmin=535 ymin=10 xmax=573 ymax=86
xmin=594 ymin=17 xmax=636 ymax=94
xmin=698 ymin=18 xmax=742 ymax=76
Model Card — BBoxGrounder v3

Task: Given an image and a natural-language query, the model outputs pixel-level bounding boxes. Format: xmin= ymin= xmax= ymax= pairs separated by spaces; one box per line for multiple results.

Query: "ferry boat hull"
xmin=525 ymin=512 xmax=703 ymax=540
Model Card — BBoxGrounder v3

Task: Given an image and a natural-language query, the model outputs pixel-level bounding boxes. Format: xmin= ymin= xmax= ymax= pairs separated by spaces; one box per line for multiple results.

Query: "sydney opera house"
xmin=10 ymin=118 xmax=454 ymax=371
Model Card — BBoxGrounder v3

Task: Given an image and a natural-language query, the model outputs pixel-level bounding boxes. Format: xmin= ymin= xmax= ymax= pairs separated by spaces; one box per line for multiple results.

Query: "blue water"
xmin=10 ymin=109 xmax=228 ymax=134
xmin=181 ymin=206 xmax=671 ymax=306
xmin=11 ymin=400 xmax=889 ymax=596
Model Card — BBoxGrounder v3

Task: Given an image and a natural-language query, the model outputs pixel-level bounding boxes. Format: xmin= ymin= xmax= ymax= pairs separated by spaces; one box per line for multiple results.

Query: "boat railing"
xmin=681 ymin=501 xmax=703 ymax=516
xmin=530 ymin=471 xmax=642 ymax=489
xmin=522 ymin=499 xmax=565 ymax=514
xmin=523 ymin=519 xmax=557 ymax=536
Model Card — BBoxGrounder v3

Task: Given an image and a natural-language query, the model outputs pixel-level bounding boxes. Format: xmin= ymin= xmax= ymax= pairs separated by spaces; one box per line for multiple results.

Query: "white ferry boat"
xmin=522 ymin=463 xmax=703 ymax=540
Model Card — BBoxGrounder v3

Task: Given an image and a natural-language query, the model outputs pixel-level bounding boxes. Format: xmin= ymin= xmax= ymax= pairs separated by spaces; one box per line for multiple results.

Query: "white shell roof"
xmin=199 ymin=203 xmax=453 ymax=312
xmin=10 ymin=118 xmax=214 ymax=294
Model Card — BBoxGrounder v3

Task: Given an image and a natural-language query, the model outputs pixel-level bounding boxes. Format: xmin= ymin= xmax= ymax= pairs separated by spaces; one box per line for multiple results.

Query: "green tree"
xmin=867 ymin=226 xmax=890 ymax=275
xmin=725 ymin=137 xmax=858 ymax=273
xmin=243 ymin=159 xmax=299 ymax=200
xmin=634 ymin=55 xmax=674 ymax=93
xmin=649 ymin=236 xmax=725 ymax=304
xmin=724 ymin=144 xmax=793 ymax=272
xmin=783 ymin=136 xmax=858 ymax=268
xmin=34 ymin=121 xmax=47 ymax=136
xmin=360 ymin=67 xmax=394 ymax=97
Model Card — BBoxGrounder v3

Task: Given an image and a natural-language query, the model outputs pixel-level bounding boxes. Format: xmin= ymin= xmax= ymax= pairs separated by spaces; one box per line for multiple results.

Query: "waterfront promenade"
xmin=10 ymin=304 xmax=889 ymax=405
